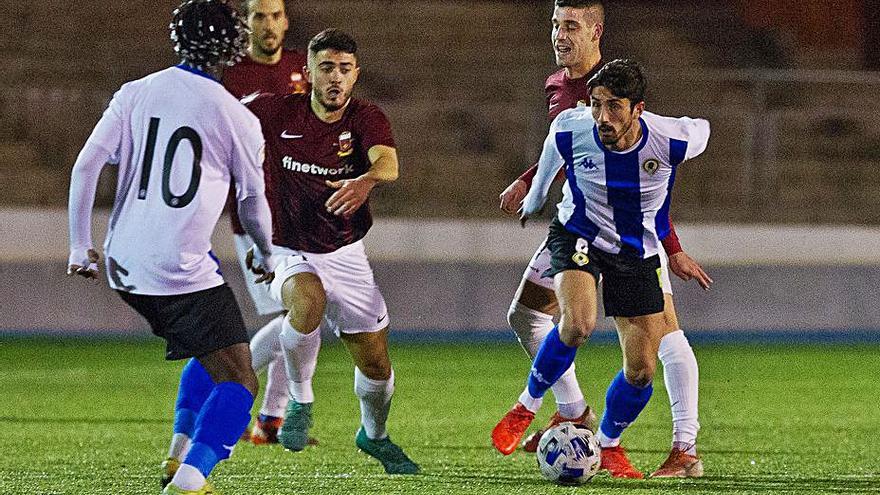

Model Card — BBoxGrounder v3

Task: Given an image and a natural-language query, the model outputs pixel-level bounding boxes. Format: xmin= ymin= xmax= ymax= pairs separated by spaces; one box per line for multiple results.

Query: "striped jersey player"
xmin=523 ymin=108 xmax=709 ymax=258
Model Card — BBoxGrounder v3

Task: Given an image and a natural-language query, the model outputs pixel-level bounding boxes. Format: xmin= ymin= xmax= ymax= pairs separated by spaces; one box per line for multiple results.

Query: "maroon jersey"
xmin=223 ymin=48 xmax=308 ymax=99
xmin=247 ymin=94 xmax=395 ymax=253
xmin=544 ymin=64 xmax=601 ymax=121
xmin=222 ymin=49 xmax=308 ymax=234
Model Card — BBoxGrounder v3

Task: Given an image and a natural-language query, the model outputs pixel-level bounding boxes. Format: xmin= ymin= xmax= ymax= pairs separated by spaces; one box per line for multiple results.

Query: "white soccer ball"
xmin=536 ymin=422 xmax=602 ymax=485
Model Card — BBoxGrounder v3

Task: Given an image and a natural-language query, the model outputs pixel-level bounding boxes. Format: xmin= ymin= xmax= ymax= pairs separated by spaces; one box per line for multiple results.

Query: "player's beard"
xmin=598 ymin=118 xmax=636 ymax=149
xmin=317 ymin=87 xmax=351 ymax=112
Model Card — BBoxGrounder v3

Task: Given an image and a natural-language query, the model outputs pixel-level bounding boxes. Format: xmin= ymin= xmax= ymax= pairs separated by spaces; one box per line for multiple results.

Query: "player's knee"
xmin=283 ymin=274 xmax=326 ymax=332
xmin=623 ymin=362 xmax=655 ymax=388
xmin=559 ymin=319 xmax=594 ymax=347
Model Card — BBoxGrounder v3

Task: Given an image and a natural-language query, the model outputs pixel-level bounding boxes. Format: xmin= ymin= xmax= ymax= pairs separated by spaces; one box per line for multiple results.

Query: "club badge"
xmin=337 ymin=131 xmax=353 ymax=157
xmin=290 ymin=72 xmax=307 ymax=94
xmin=642 ymin=159 xmax=660 ymax=175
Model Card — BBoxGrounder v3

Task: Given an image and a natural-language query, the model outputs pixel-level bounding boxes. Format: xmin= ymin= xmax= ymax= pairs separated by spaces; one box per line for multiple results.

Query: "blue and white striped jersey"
xmin=522 ymin=105 xmax=710 ymax=259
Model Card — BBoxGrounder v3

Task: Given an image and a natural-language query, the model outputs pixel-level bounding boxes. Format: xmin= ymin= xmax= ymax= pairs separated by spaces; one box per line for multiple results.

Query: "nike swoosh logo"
xmin=377 ymin=314 xmax=387 ymax=324
xmin=549 ymin=102 xmax=560 ymax=110
xmin=222 ymin=444 xmax=235 ymax=453
xmin=281 ymin=131 xmax=303 ymax=139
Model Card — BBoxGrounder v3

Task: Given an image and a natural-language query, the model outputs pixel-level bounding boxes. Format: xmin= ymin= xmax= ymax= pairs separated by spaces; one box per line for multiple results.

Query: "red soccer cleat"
xmin=650 ymin=448 xmax=703 ymax=478
xmin=600 ymin=445 xmax=644 ymax=478
xmin=491 ymin=402 xmax=535 ymax=455
xmin=521 ymin=406 xmax=598 ymax=453
xmin=250 ymin=415 xmax=284 ymax=445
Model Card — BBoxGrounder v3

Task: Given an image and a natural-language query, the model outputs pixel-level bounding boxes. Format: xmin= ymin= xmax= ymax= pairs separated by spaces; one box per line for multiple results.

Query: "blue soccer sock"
xmin=174 ymin=359 xmax=215 ymax=436
xmin=184 ymin=381 xmax=254 ymax=478
xmin=598 ymin=370 xmax=654 ymax=445
xmin=526 ymin=325 xmax=579 ymax=401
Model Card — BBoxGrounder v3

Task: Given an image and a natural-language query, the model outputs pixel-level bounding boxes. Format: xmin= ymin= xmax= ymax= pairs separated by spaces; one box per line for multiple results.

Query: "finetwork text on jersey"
xmin=282 ymin=156 xmax=354 ymax=176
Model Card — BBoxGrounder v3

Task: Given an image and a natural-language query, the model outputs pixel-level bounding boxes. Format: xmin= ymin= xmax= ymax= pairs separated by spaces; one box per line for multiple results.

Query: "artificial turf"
xmin=1 ymin=338 xmax=878 ymax=494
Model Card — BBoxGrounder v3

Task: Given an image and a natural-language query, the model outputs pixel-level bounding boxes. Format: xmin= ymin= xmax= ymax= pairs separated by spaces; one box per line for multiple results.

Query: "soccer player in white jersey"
xmin=492 ymin=59 xmax=710 ymax=479
xmin=66 ymin=1 xmax=275 ymax=493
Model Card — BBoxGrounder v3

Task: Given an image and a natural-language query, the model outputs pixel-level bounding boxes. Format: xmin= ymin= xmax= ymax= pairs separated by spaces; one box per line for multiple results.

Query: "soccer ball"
xmin=536 ymin=422 xmax=602 ymax=485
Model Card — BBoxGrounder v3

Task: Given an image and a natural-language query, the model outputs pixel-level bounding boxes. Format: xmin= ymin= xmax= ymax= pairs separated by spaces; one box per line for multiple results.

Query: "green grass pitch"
xmin=1 ymin=338 xmax=879 ymax=494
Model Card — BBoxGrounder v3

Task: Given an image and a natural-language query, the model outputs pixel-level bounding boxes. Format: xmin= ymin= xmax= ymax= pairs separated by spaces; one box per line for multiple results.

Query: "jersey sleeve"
xmin=86 ymin=85 xmax=129 ymax=164
xmin=681 ymin=117 xmax=710 ymax=161
xmin=228 ymin=109 xmax=267 ymax=202
xmin=521 ymin=114 xmax=566 ymax=217
xmin=357 ymin=104 xmax=396 ymax=150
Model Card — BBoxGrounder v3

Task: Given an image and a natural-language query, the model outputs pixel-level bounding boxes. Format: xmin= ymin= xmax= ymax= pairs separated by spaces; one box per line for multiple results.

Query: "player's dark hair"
xmin=170 ymin=0 xmax=249 ymax=70
xmin=588 ymin=59 xmax=647 ymax=107
xmin=555 ymin=0 xmax=605 ymax=22
xmin=308 ymin=28 xmax=358 ymax=58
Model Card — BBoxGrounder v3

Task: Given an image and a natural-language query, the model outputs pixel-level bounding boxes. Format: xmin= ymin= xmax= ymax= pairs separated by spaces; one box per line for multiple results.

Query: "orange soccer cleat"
xmin=650 ymin=448 xmax=703 ymax=478
xmin=521 ymin=406 xmax=598 ymax=453
xmin=491 ymin=402 xmax=535 ymax=455
xmin=600 ymin=445 xmax=644 ymax=478
xmin=250 ymin=415 xmax=284 ymax=445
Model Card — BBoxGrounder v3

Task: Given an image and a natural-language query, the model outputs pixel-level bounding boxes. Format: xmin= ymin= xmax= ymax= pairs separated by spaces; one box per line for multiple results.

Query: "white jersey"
xmin=85 ymin=65 xmax=266 ymax=295
xmin=522 ymin=106 xmax=710 ymax=259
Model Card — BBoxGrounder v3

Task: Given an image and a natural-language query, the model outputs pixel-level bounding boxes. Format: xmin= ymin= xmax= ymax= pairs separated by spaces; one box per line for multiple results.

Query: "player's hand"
xmin=668 ymin=251 xmax=713 ymax=290
xmin=67 ymin=248 xmax=100 ymax=280
xmin=499 ymin=179 xmax=528 ymax=215
xmin=325 ymin=177 xmax=376 ymax=218
xmin=246 ymin=245 xmax=275 ymax=284
xmin=517 ymin=205 xmax=531 ymax=228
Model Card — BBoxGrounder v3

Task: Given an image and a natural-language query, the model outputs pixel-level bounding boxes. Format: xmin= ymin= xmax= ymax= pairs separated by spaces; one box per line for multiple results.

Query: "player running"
xmin=244 ymin=28 xmax=419 ymax=475
xmin=494 ymin=0 xmax=708 ymax=478
xmin=66 ymin=1 xmax=275 ymax=494
xmin=221 ymin=0 xmax=310 ymax=447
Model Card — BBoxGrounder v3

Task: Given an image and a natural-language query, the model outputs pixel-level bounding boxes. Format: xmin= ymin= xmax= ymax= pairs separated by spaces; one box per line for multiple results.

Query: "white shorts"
xmin=234 ymin=234 xmax=284 ymax=315
xmin=269 ymin=240 xmax=389 ymax=336
xmin=523 ymin=238 xmax=674 ymax=295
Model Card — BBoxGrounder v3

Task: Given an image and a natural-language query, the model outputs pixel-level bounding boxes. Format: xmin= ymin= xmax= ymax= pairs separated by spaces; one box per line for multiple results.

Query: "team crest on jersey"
xmin=642 ymin=159 xmax=660 ymax=175
xmin=289 ymin=72 xmax=307 ymax=94
xmin=337 ymin=131 xmax=353 ymax=157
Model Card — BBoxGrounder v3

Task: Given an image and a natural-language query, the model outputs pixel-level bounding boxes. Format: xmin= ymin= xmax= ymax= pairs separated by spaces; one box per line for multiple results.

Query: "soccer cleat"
xmin=650 ymin=448 xmax=704 ymax=478
xmin=521 ymin=406 xmax=598 ymax=453
xmin=160 ymin=457 xmax=180 ymax=488
xmin=600 ymin=445 xmax=644 ymax=478
xmin=278 ymin=401 xmax=313 ymax=452
xmin=251 ymin=414 xmax=319 ymax=446
xmin=249 ymin=414 xmax=283 ymax=445
xmin=491 ymin=402 xmax=535 ymax=455
xmin=355 ymin=427 xmax=421 ymax=474
xmin=161 ymin=480 xmax=216 ymax=494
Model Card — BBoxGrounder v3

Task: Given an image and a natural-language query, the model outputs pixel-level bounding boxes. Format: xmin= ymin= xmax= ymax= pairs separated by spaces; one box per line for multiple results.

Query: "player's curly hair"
xmin=169 ymin=0 xmax=250 ymax=70
xmin=588 ymin=59 xmax=647 ymax=107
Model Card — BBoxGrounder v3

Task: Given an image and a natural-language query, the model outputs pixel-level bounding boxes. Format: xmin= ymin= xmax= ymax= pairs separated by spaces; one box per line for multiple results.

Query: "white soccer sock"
xmin=508 ymin=301 xmax=585 ymax=411
xmin=170 ymin=463 xmax=206 ymax=491
xmin=658 ymin=330 xmax=700 ymax=454
xmin=261 ymin=355 xmax=290 ymax=417
xmin=279 ymin=318 xmax=320 ymax=404
xmin=167 ymin=433 xmax=191 ymax=461
xmin=596 ymin=428 xmax=621 ymax=448
xmin=249 ymin=315 xmax=284 ymax=372
xmin=354 ymin=367 xmax=394 ymax=440
xmin=517 ymin=388 xmax=543 ymax=414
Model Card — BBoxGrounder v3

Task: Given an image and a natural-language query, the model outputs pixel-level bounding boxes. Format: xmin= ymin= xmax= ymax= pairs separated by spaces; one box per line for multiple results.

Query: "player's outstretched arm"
xmin=325 ymin=144 xmax=398 ymax=218
xmin=67 ymin=142 xmax=110 ymax=280
xmin=520 ymin=126 xmax=564 ymax=227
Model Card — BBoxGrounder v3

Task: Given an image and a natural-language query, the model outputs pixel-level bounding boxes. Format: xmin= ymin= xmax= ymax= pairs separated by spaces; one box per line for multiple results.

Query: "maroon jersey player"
xmin=248 ymin=28 xmax=419 ymax=475
xmin=493 ymin=0 xmax=710 ymax=479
